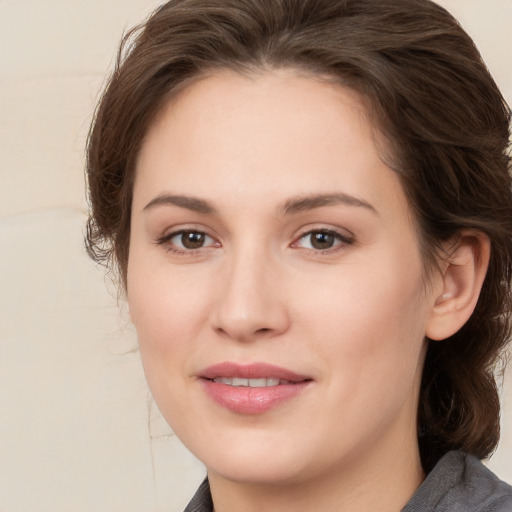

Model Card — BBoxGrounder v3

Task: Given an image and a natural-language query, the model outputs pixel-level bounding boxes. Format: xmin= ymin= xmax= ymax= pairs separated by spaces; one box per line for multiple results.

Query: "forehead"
xmin=134 ymin=69 xmax=410 ymax=223
xmin=139 ymin=68 xmax=373 ymax=169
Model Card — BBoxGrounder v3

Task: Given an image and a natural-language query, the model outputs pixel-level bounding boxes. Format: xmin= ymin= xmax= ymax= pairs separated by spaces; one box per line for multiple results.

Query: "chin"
xmin=193 ymin=428 xmax=339 ymax=488
xmin=206 ymin=456 xmax=308 ymax=486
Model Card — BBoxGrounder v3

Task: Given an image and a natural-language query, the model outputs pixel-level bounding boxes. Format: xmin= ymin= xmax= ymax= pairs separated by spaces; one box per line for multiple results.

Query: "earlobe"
xmin=426 ymin=231 xmax=490 ymax=341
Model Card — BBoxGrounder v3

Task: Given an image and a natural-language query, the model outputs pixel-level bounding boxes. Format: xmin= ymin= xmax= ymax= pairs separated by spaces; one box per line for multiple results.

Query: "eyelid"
xmin=290 ymin=226 xmax=355 ymax=252
xmin=154 ymin=223 xmax=353 ymax=255
xmin=155 ymin=225 xmax=221 ymax=254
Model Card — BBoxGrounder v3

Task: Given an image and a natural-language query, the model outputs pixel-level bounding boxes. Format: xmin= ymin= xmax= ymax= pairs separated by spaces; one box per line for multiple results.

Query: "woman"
xmin=86 ymin=0 xmax=512 ymax=510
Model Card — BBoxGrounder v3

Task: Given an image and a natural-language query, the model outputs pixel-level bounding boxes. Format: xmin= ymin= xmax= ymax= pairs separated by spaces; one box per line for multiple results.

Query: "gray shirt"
xmin=184 ymin=451 xmax=512 ymax=511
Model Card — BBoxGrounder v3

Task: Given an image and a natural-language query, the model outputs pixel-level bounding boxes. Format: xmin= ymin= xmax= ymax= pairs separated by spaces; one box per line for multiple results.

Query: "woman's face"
xmin=128 ymin=70 xmax=439 ymax=485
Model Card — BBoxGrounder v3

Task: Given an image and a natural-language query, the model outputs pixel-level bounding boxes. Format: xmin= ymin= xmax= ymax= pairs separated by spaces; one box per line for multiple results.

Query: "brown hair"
xmin=86 ymin=0 xmax=512 ymax=471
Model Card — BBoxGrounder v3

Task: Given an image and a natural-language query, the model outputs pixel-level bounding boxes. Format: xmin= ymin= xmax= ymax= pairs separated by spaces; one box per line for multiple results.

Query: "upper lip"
xmin=199 ymin=362 xmax=311 ymax=382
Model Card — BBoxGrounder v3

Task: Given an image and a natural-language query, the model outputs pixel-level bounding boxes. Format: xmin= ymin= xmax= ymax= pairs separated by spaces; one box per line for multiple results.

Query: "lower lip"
xmin=201 ymin=379 xmax=311 ymax=414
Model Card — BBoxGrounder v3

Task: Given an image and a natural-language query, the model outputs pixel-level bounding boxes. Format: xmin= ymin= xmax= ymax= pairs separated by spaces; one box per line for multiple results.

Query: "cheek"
xmin=295 ymin=249 xmax=428 ymax=387
xmin=127 ymin=253 xmax=213 ymax=376
xmin=127 ymin=265 xmax=213 ymax=428
xmin=295 ymin=259 xmax=428 ymax=445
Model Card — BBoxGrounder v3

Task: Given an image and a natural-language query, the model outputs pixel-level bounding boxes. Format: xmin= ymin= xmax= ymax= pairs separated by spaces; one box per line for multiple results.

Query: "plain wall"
xmin=0 ymin=1 xmax=511 ymax=511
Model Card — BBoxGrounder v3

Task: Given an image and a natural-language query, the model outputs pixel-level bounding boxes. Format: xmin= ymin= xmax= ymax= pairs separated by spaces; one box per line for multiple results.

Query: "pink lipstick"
xmin=199 ymin=362 xmax=312 ymax=414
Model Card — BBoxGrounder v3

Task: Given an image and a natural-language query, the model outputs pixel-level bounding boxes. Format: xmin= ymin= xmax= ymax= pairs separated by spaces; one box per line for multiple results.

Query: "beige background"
xmin=0 ymin=1 xmax=511 ymax=511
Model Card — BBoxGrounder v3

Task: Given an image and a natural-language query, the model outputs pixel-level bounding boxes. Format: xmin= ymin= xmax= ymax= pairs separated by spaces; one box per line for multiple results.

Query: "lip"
xmin=198 ymin=362 xmax=313 ymax=414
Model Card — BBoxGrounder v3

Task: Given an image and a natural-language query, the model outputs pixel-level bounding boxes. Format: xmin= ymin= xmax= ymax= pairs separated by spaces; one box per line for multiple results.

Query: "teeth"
xmin=214 ymin=377 xmax=233 ymax=385
xmin=248 ymin=378 xmax=266 ymax=387
xmin=212 ymin=377 xmax=286 ymax=387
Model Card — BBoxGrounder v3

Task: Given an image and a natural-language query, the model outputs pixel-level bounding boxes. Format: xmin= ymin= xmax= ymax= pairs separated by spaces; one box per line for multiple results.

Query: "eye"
xmin=293 ymin=229 xmax=353 ymax=251
xmin=174 ymin=231 xmax=210 ymax=250
xmin=158 ymin=229 xmax=218 ymax=253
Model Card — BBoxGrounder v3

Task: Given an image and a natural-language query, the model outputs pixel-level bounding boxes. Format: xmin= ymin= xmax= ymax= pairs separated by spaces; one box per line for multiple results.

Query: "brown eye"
xmin=293 ymin=229 xmax=352 ymax=252
xmin=160 ymin=230 xmax=217 ymax=252
xmin=181 ymin=231 xmax=206 ymax=249
xmin=310 ymin=232 xmax=336 ymax=250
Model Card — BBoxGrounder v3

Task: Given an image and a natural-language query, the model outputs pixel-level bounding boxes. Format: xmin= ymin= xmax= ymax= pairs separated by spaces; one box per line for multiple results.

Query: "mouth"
xmin=198 ymin=362 xmax=313 ymax=414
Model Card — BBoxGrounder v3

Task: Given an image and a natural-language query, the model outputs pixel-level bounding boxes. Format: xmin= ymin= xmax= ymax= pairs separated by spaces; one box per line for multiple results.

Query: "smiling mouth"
xmin=199 ymin=362 xmax=313 ymax=414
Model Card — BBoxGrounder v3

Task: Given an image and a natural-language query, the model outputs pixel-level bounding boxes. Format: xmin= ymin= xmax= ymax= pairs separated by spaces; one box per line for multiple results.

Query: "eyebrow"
xmin=143 ymin=194 xmax=216 ymax=214
xmin=280 ymin=193 xmax=378 ymax=216
xmin=143 ymin=191 xmax=377 ymax=216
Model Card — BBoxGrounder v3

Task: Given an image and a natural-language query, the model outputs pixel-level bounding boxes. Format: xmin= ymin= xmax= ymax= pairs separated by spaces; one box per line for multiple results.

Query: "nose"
xmin=211 ymin=248 xmax=291 ymax=342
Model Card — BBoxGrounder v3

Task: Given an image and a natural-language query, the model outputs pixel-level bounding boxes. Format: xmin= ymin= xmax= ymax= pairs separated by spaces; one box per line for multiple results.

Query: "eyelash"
xmin=155 ymin=228 xmax=354 ymax=256
xmin=156 ymin=229 xmax=218 ymax=256
xmin=292 ymin=228 xmax=354 ymax=254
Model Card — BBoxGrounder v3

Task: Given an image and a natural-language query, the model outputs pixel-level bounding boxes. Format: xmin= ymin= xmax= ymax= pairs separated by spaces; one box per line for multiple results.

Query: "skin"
xmin=127 ymin=69 xmax=452 ymax=511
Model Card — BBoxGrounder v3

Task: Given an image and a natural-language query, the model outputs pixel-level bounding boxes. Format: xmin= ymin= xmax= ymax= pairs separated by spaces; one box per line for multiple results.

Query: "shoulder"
xmin=183 ymin=479 xmax=213 ymax=512
xmin=461 ymin=453 xmax=512 ymax=511
xmin=403 ymin=451 xmax=512 ymax=512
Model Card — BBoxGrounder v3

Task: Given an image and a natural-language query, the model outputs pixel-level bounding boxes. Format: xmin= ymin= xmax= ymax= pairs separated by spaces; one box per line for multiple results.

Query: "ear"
xmin=425 ymin=231 xmax=490 ymax=341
